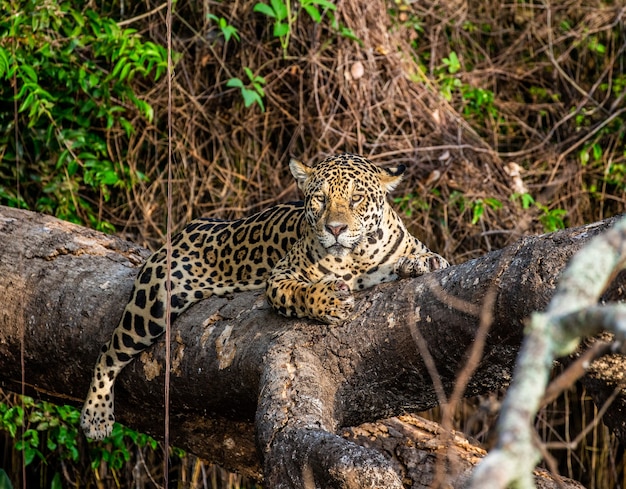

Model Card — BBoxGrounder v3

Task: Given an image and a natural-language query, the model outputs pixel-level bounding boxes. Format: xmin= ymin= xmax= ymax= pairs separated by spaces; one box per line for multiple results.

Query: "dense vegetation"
xmin=0 ymin=0 xmax=169 ymax=233
xmin=1 ymin=0 xmax=624 ymax=487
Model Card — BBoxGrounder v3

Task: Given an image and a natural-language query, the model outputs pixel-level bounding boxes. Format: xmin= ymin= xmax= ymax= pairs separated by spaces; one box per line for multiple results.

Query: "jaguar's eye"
xmin=313 ymin=194 xmax=325 ymax=204
xmin=351 ymin=194 xmax=364 ymax=205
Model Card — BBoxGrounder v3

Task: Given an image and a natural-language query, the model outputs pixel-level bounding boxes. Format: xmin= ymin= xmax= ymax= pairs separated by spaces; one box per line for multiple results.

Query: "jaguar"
xmin=80 ymin=153 xmax=449 ymax=440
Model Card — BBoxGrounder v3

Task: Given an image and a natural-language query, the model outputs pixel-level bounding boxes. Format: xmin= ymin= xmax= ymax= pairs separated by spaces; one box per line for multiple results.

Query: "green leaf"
xmin=521 ymin=193 xmax=534 ymax=209
xmin=18 ymin=92 xmax=36 ymax=114
xmin=592 ymin=143 xmax=602 ymax=162
xmin=119 ymin=63 xmax=133 ymax=82
xmin=47 ymin=436 xmax=58 ymax=451
xmin=339 ymin=25 xmax=361 ymax=44
xmin=51 ymin=472 xmax=63 ymax=489
xmin=70 ymin=10 xmax=85 ymax=28
xmin=222 ymin=24 xmax=239 ymax=43
xmin=579 ymin=149 xmax=590 ymax=166
xmin=273 ymin=21 xmax=290 ymax=38
xmin=21 ymin=447 xmax=34 ymax=466
xmin=20 ymin=64 xmax=38 ymax=82
xmin=241 ymin=88 xmax=265 ymax=111
xmin=253 ymin=3 xmax=277 ymax=18
xmin=303 ymin=5 xmax=321 ymax=22
xmin=471 ymin=200 xmax=484 ymax=224
xmin=308 ymin=0 xmax=336 ymax=10
xmin=270 ymin=0 xmax=289 ymax=20
xmin=443 ymin=51 xmax=461 ymax=74
xmin=110 ymin=56 xmax=127 ymax=80
xmin=241 ymin=89 xmax=257 ymax=107
xmin=119 ymin=118 xmax=135 ymax=137
xmin=133 ymin=99 xmax=153 ymax=122
xmin=226 ymin=77 xmax=244 ymax=88
xmin=0 ymin=468 xmax=14 ymax=489
xmin=100 ymin=170 xmax=119 ymax=185
xmin=0 ymin=47 xmax=10 ymax=79
xmin=67 ymin=159 xmax=80 ymax=177
xmin=484 ymin=197 xmax=503 ymax=210
xmin=252 ymin=83 xmax=265 ymax=97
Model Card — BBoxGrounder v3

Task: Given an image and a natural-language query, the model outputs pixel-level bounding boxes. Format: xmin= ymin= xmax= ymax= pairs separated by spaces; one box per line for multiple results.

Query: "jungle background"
xmin=0 ymin=0 xmax=625 ymax=487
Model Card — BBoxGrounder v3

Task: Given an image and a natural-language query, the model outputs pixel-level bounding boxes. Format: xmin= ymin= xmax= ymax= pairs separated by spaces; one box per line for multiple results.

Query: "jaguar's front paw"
xmin=309 ymin=278 xmax=355 ymax=325
xmin=395 ymin=253 xmax=450 ymax=279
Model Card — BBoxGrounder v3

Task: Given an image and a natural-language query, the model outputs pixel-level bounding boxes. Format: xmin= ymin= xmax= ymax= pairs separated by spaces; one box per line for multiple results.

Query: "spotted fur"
xmin=80 ymin=153 xmax=449 ymax=440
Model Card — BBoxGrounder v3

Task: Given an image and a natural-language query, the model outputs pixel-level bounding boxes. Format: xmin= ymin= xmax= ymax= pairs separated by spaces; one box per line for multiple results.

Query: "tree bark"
xmin=0 ymin=205 xmax=622 ymax=487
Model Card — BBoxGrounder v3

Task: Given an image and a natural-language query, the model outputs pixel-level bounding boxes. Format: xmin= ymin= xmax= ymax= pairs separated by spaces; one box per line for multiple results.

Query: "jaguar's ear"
xmin=289 ymin=158 xmax=313 ymax=191
xmin=380 ymin=164 xmax=406 ymax=193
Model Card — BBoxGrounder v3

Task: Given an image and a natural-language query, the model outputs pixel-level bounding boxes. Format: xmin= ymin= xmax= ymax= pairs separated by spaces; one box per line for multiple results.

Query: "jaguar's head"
xmin=290 ymin=153 xmax=405 ymax=257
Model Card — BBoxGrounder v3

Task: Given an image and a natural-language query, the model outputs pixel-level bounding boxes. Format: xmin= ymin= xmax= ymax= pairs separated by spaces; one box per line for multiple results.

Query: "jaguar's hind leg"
xmin=80 ymin=292 xmax=170 ymax=439
xmin=80 ymin=251 xmax=207 ymax=439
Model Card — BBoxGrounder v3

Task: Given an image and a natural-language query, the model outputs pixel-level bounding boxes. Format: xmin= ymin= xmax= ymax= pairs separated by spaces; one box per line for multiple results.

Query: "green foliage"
xmin=300 ymin=0 xmax=336 ymax=23
xmin=0 ymin=469 xmax=13 ymax=489
xmin=442 ymin=51 xmax=461 ymax=74
xmin=431 ymin=51 xmax=500 ymax=123
xmin=227 ymin=67 xmax=267 ymax=111
xmin=470 ymin=197 xmax=503 ymax=225
xmin=449 ymin=190 xmax=566 ymax=233
xmin=393 ymin=193 xmax=429 ymax=218
xmin=1 ymin=396 xmax=81 ymax=486
xmin=88 ymin=422 xmax=159 ymax=471
xmin=254 ymin=0 xmax=291 ymax=47
xmin=450 ymin=191 xmax=504 ymax=225
xmin=0 ymin=394 xmax=169 ymax=486
xmin=511 ymin=193 xmax=567 ymax=232
xmin=326 ymin=11 xmax=360 ymax=44
xmin=539 ymin=208 xmax=567 ymax=233
xmin=0 ymin=0 xmax=170 ymax=232
xmin=207 ymin=13 xmax=240 ymax=43
xmin=253 ymin=0 xmax=357 ymax=55
xmin=459 ymin=85 xmax=498 ymax=119
xmin=574 ymin=87 xmax=626 ymax=197
xmin=1 ymin=397 xmax=80 ymax=466
xmin=0 ymin=401 xmax=24 ymax=439
xmin=221 ymin=0 xmax=359 ymax=118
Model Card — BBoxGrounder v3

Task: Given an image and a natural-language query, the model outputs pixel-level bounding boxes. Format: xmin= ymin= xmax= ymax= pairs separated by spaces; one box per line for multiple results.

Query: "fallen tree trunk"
xmin=0 ymin=205 xmax=622 ymax=487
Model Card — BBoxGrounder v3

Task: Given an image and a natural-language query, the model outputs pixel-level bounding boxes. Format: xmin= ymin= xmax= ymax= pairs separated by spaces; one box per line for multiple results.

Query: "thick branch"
xmin=470 ymin=216 xmax=626 ymax=489
xmin=0 ymin=206 xmax=623 ymax=486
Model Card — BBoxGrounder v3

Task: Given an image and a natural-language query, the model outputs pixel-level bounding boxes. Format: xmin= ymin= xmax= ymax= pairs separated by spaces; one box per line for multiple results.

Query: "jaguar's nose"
xmin=325 ymin=223 xmax=348 ymax=237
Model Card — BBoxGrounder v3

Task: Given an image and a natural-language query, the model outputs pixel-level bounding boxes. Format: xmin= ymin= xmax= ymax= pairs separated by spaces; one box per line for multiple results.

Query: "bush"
xmin=0 ymin=0 xmax=169 ymax=232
